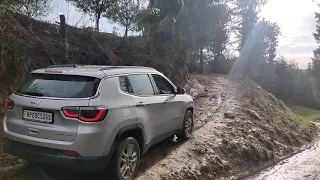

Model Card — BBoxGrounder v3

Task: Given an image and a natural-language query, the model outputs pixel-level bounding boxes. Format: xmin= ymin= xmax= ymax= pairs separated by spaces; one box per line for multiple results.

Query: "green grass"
xmin=289 ymin=106 xmax=320 ymax=127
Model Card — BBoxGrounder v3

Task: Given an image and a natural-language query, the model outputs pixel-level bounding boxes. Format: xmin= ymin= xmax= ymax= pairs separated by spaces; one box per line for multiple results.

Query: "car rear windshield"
xmin=17 ymin=74 xmax=101 ymax=98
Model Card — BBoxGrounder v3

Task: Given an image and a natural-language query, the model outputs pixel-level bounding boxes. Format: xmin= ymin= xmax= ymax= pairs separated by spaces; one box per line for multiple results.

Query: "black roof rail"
xmin=47 ymin=64 xmax=80 ymax=68
xmin=46 ymin=65 xmax=154 ymax=71
xmin=99 ymin=66 xmax=154 ymax=71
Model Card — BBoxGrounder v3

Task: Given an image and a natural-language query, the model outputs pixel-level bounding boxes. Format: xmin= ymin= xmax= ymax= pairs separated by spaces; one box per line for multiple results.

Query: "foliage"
xmin=234 ymin=0 xmax=267 ymax=50
xmin=252 ymin=55 xmax=320 ymax=109
xmin=232 ymin=19 xmax=281 ymax=77
xmin=0 ymin=12 xmax=189 ymax=111
xmin=0 ymin=0 xmax=52 ymax=18
xmin=312 ymin=12 xmax=320 ymax=84
xmin=137 ymin=0 xmax=234 ymax=73
xmin=67 ymin=0 xmax=116 ymax=31
xmin=104 ymin=0 xmax=140 ymax=48
xmin=2 ymin=0 xmax=320 ymax=112
xmin=290 ymin=106 xmax=320 ymax=127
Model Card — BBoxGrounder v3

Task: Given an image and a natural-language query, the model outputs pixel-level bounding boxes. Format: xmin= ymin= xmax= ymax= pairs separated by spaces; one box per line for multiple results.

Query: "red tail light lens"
xmin=63 ymin=109 xmax=79 ymax=118
xmin=5 ymin=99 xmax=14 ymax=111
xmin=63 ymin=150 xmax=81 ymax=157
xmin=79 ymin=109 xmax=108 ymax=122
xmin=62 ymin=106 xmax=108 ymax=122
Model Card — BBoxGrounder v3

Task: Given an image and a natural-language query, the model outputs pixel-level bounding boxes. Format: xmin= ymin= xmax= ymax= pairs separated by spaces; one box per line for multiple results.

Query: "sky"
xmin=46 ymin=0 xmax=319 ymax=69
xmin=44 ymin=0 xmax=122 ymax=33
xmin=261 ymin=0 xmax=319 ymax=68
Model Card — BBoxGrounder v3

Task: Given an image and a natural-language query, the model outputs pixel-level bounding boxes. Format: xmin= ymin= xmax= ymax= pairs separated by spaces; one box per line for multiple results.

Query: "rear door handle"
xmin=136 ymin=102 xmax=146 ymax=107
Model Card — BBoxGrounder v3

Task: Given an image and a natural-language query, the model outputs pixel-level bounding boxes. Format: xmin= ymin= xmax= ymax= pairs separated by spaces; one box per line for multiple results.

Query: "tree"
xmin=19 ymin=0 xmax=52 ymax=18
xmin=104 ymin=0 xmax=140 ymax=47
xmin=138 ymin=0 xmax=233 ymax=73
xmin=207 ymin=3 xmax=230 ymax=72
xmin=312 ymin=11 xmax=320 ymax=83
xmin=0 ymin=0 xmax=52 ymax=18
xmin=232 ymin=19 xmax=281 ymax=78
xmin=0 ymin=0 xmax=21 ymax=10
xmin=265 ymin=22 xmax=281 ymax=63
xmin=67 ymin=0 xmax=115 ymax=31
xmin=235 ymin=0 xmax=267 ymax=50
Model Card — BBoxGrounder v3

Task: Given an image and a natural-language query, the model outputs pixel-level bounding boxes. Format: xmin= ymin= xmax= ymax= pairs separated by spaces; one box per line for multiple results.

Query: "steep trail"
xmin=0 ymin=75 xmax=227 ymax=180
xmin=1 ymin=75 xmax=317 ymax=180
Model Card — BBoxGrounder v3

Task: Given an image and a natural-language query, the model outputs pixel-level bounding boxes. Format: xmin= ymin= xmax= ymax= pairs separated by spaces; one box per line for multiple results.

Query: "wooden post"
xmin=59 ymin=15 xmax=68 ymax=64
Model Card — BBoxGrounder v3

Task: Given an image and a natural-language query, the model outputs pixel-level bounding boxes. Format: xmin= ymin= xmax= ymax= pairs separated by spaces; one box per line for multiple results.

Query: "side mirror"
xmin=176 ymin=87 xmax=186 ymax=94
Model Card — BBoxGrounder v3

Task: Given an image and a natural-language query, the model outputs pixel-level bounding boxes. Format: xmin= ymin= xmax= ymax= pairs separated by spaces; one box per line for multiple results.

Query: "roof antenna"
xmin=72 ymin=56 xmax=77 ymax=68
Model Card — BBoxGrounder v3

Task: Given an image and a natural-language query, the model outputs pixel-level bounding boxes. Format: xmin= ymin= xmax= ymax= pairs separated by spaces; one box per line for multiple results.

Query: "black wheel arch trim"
xmin=186 ymin=106 xmax=194 ymax=113
xmin=179 ymin=106 xmax=194 ymax=132
xmin=115 ymin=124 xmax=145 ymax=140
xmin=186 ymin=103 xmax=194 ymax=112
xmin=112 ymin=123 xmax=146 ymax=155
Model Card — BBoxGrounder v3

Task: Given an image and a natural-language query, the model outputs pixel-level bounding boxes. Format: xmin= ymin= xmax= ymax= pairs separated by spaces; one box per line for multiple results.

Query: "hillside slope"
xmin=137 ymin=75 xmax=318 ymax=180
xmin=0 ymin=12 xmax=187 ymax=112
xmin=0 ymin=75 xmax=317 ymax=180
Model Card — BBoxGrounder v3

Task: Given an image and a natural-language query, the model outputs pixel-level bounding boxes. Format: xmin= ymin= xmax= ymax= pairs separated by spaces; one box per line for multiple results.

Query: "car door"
xmin=121 ymin=74 xmax=168 ymax=143
xmin=150 ymin=74 xmax=185 ymax=131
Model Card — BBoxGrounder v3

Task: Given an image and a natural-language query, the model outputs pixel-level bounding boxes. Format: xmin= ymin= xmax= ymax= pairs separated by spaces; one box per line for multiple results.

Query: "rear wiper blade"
xmin=23 ymin=91 xmax=44 ymax=97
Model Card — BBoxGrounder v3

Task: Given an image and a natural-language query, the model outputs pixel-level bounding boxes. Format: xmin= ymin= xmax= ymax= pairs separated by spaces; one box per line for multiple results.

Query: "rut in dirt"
xmin=138 ymin=75 xmax=226 ymax=175
xmin=136 ymin=76 xmax=318 ymax=180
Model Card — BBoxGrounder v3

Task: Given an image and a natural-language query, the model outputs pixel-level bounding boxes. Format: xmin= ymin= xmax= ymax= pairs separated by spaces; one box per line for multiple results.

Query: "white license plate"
xmin=23 ymin=110 xmax=53 ymax=123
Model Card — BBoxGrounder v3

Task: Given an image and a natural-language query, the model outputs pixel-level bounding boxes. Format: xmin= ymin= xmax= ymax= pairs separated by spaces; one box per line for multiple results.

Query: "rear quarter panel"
xmin=88 ymin=77 xmax=138 ymax=155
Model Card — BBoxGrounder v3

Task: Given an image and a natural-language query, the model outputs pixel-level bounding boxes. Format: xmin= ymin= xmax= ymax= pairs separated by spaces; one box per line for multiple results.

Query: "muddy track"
xmin=137 ymin=75 xmax=226 ymax=176
xmin=0 ymin=75 xmax=226 ymax=180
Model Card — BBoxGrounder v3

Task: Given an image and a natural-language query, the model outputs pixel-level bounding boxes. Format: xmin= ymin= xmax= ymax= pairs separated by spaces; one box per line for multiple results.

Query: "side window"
xmin=152 ymin=74 xmax=175 ymax=94
xmin=127 ymin=74 xmax=155 ymax=95
xmin=119 ymin=76 xmax=133 ymax=93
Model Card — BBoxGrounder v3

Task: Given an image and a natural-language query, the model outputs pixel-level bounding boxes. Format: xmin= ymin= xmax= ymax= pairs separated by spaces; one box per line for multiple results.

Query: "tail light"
xmin=62 ymin=106 xmax=108 ymax=122
xmin=5 ymin=99 xmax=14 ymax=111
xmin=63 ymin=150 xmax=81 ymax=157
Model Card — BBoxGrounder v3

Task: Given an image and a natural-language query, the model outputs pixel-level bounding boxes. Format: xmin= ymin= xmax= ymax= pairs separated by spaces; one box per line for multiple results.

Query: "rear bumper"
xmin=4 ymin=141 xmax=111 ymax=171
xmin=3 ymin=116 xmax=115 ymax=157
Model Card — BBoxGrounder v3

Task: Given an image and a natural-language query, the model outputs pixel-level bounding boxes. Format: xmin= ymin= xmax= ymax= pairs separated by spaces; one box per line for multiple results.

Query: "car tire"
xmin=177 ymin=110 xmax=193 ymax=141
xmin=108 ymin=137 xmax=141 ymax=180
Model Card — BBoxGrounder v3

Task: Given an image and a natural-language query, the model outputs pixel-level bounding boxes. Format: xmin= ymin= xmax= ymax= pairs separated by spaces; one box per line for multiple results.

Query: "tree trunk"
xmin=59 ymin=15 xmax=68 ymax=64
xmin=117 ymin=26 xmax=128 ymax=50
xmin=95 ymin=15 xmax=100 ymax=32
xmin=124 ymin=26 xmax=128 ymax=38
xmin=200 ymin=47 xmax=204 ymax=73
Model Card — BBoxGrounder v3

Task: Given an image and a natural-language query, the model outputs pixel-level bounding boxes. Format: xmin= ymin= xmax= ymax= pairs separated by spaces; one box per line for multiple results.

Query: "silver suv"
xmin=3 ymin=65 xmax=194 ymax=179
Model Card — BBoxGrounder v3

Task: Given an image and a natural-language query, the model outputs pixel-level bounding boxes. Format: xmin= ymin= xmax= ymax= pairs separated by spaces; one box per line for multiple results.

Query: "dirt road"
xmin=1 ymin=75 xmax=317 ymax=180
xmin=247 ymin=135 xmax=320 ymax=180
xmin=0 ymin=75 xmax=227 ymax=180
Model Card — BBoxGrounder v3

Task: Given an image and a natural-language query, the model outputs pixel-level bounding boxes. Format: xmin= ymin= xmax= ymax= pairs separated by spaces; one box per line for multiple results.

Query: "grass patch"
xmin=289 ymin=106 xmax=320 ymax=127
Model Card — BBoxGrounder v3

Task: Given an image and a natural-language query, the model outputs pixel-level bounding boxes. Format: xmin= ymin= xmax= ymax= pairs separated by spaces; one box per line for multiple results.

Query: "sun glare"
xmin=261 ymin=0 xmax=304 ymax=23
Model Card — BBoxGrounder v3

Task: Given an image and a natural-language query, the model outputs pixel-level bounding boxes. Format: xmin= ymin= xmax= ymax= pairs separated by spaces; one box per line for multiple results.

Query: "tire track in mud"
xmin=136 ymin=75 xmax=228 ymax=180
xmin=137 ymin=75 xmax=226 ymax=176
xmin=1 ymin=75 xmax=226 ymax=180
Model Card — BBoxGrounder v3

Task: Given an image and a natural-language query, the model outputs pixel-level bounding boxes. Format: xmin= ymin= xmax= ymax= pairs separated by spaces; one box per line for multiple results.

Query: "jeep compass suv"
xmin=3 ymin=65 xmax=194 ymax=179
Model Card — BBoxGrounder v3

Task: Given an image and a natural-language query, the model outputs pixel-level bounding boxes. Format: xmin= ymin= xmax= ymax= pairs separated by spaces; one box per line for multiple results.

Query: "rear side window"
xmin=121 ymin=74 xmax=154 ymax=95
xmin=17 ymin=74 xmax=101 ymax=98
xmin=119 ymin=76 xmax=133 ymax=93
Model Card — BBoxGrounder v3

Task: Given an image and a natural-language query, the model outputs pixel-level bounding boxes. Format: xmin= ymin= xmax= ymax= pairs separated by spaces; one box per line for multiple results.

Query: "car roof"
xmin=31 ymin=65 xmax=160 ymax=78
